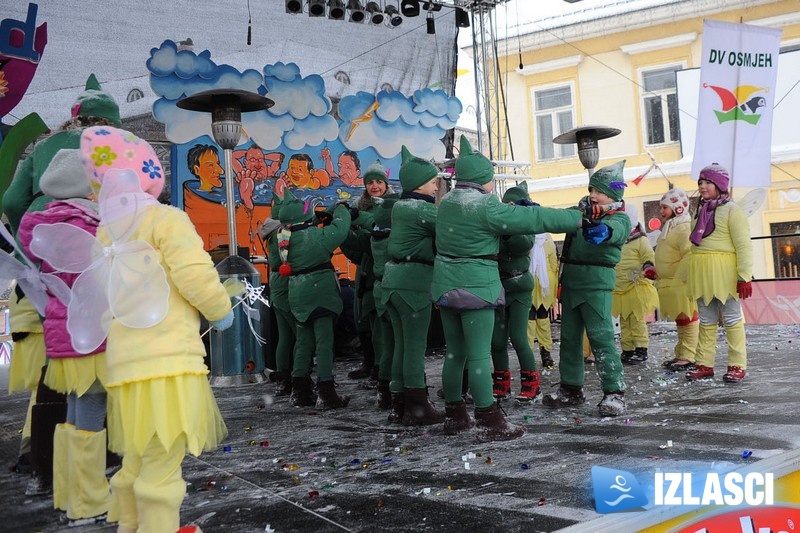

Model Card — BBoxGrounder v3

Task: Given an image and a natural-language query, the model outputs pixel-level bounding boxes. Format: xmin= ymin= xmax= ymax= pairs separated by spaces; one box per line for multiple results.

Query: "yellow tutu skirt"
xmin=612 ymin=281 xmax=659 ymax=320
xmin=106 ymin=373 xmax=227 ymax=457
xmin=44 ymin=353 xmax=108 ymax=395
xmin=656 ymin=277 xmax=697 ymax=321
xmin=687 ymin=252 xmax=738 ymax=304
xmin=8 ymin=333 xmax=46 ymax=393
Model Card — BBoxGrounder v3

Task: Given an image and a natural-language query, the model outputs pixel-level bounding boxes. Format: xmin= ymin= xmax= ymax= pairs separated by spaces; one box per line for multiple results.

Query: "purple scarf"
xmin=690 ymin=194 xmax=729 ymax=245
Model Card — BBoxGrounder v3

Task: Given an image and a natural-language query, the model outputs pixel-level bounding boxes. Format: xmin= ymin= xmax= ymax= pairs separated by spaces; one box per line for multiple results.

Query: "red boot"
xmin=491 ymin=369 xmax=511 ymax=400
xmin=515 ymin=370 xmax=541 ymax=403
xmin=722 ymin=366 xmax=746 ymax=383
xmin=686 ymin=365 xmax=715 ymax=381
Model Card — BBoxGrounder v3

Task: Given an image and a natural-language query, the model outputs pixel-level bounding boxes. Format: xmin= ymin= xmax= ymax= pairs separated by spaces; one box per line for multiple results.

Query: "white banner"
xmin=692 ymin=19 xmax=782 ymax=188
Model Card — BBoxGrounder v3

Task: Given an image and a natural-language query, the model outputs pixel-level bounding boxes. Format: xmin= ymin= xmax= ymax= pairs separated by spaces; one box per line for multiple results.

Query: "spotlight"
xmin=455 ymin=7 xmax=470 ymax=28
xmin=347 ymin=0 xmax=366 ymax=23
xmin=286 ymin=0 xmax=303 ymax=13
xmin=422 ymin=2 xmax=441 ymax=11
xmin=366 ymin=1 xmax=384 ymax=24
xmin=385 ymin=5 xmax=402 ymax=26
xmin=328 ymin=0 xmax=345 ymax=19
xmin=400 ymin=0 xmax=419 ymax=17
xmin=426 ymin=10 xmax=435 ymax=34
xmin=309 ymin=0 xmax=326 ymax=16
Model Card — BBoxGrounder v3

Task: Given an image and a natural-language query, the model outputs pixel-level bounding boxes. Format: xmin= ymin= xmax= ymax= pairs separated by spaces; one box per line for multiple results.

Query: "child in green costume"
xmin=490 ymin=181 xmax=541 ymax=403
xmin=278 ymin=189 xmax=352 ymax=408
xmin=432 ymin=136 xmax=583 ymax=441
xmin=382 ymin=147 xmax=443 ymax=426
xmin=543 ymin=160 xmax=631 ymax=417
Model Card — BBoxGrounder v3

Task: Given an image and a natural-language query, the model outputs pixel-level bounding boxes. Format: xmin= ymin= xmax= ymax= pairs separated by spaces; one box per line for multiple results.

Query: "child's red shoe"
xmin=722 ymin=366 xmax=746 ymax=383
xmin=177 ymin=526 xmax=203 ymax=533
xmin=686 ymin=365 xmax=714 ymax=381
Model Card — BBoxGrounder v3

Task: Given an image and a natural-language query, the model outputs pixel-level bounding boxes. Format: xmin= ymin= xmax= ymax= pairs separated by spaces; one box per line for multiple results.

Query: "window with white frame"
xmin=641 ymin=65 xmax=681 ymax=146
xmin=532 ymin=85 xmax=576 ymax=161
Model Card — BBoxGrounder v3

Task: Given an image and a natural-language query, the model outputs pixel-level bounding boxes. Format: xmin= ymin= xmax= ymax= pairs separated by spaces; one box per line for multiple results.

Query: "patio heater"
xmin=177 ymin=89 xmax=274 ymax=386
xmin=553 ymin=125 xmax=621 ymax=177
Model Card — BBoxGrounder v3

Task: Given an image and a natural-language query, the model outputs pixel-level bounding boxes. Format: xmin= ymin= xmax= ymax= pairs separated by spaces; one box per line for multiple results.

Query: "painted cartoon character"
xmin=232 ymin=145 xmax=283 ymax=209
xmin=321 ymin=147 xmax=363 ymax=188
xmin=187 ymin=144 xmax=223 ymax=192
xmin=276 ymin=153 xmax=330 ymax=194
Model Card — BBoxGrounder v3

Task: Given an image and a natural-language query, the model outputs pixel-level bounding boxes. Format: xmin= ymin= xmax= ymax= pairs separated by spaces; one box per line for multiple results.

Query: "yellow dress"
xmin=101 ymin=206 xmax=232 ymax=457
xmin=686 ymin=202 xmax=753 ymax=304
xmin=531 ymin=233 xmax=558 ymax=310
xmin=7 ymin=296 xmax=45 ymax=393
xmin=654 ymin=217 xmax=696 ymax=320
xmin=612 ymin=234 xmax=659 ymax=320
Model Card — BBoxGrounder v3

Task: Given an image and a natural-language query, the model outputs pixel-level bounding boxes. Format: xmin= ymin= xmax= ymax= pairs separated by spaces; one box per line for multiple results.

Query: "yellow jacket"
xmin=655 ymin=218 xmax=696 ymax=320
xmin=612 ymin=234 xmax=659 ymax=318
xmin=531 ymin=233 xmax=558 ymax=309
xmin=99 ymin=205 xmax=232 ymax=386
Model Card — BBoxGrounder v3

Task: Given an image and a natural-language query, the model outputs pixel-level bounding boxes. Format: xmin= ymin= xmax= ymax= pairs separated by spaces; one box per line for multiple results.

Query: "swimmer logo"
xmin=592 ymin=466 xmax=648 ymax=514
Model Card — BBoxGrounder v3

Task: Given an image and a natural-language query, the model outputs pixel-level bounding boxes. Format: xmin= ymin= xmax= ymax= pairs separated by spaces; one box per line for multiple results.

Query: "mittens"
xmin=209 ymin=310 xmax=234 ymax=331
xmin=737 ymin=280 xmax=752 ymax=300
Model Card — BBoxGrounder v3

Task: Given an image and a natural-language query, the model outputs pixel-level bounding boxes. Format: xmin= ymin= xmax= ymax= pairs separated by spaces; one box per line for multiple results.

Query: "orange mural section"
xmin=183 ymin=183 xmax=355 ymax=282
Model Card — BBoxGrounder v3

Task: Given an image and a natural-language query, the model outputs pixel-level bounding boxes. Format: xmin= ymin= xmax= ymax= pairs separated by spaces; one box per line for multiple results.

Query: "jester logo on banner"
xmin=0 ymin=3 xmax=47 ymax=119
xmin=703 ymin=83 xmax=768 ymax=125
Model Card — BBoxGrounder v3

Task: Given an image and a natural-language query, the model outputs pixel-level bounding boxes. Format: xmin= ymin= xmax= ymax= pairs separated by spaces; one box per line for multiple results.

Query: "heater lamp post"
xmin=176 ymin=89 xmax=274 ymax=386
xmin=177 ymin=89 xmax=274 ymax=258
xmin=553 ymin=125 xmax=621 ymax=177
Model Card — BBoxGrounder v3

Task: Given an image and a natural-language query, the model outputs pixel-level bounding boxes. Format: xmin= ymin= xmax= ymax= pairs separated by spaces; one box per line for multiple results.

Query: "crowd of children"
xmin=3 ymin=73 xmax=754 ymax=529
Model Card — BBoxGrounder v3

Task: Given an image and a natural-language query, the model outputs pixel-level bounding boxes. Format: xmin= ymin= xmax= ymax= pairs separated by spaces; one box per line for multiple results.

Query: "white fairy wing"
xmin=99 ymin=168 xmax=159 ymax=243
xmin=108 ymin=240 xmax=170 ymax=328
xmin=30 ymin=223 xmax=104 ymax=274
xmin=67 ymin=263 xmax=112 ymax=354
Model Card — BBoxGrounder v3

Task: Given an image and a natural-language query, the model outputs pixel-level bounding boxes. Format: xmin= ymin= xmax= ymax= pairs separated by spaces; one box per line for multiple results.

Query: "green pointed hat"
xmin=363 ymin=162 xmax=389 ymax=184
xmin=271 ymin=190 xmax=285 ymax=222
xmin=71 ymin=74 xmax=122 ymax=126
xmin=502 ymin=181 xmax=529 ymax=204
xmin=278 ymin=188 xmax=315 ymax=225
xmin=399 ymin=146 xmax=437 ymax=192
xmin=455 ymin=135 xmax=493 ymax=185
xmin=588 ymin=160 xmax=627 ymax=201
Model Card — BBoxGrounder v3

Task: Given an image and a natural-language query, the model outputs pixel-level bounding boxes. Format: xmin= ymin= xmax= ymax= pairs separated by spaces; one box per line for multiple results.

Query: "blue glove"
xmin=582 ymin=220 xmax=612 ymax=244
xmin=210 ymin=310 xmax=234 ymax=331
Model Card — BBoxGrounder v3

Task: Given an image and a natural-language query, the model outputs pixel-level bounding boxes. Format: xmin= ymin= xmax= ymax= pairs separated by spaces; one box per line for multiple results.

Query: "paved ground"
xmin=3 ymin=321 xmax=799 ymax=533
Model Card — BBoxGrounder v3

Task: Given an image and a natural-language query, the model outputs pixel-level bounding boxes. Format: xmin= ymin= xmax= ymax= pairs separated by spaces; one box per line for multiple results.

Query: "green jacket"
xmin=561 ymin=209 xmax=631 ymax=299
xmin=382 ymin=195 xmax=437 ymax=311
xmin=432 ymin=184 xmax=581 ymax=306
xmin=286 ymin=205 xmax=351 ymax=322
xmin=498 ymin=233 xmax=535 ymax=302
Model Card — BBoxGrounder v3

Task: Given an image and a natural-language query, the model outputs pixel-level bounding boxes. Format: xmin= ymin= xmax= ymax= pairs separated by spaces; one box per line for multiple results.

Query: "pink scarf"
xmin=690 ymin=194 xmax=729 ymax=245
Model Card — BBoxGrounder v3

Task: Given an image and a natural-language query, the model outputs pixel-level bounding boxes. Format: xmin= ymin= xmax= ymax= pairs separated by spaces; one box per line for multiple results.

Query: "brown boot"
xmin=388 ymin=392 xmax=404 ymax=423
xmin=376 ymin=379 xmax=391 ymax=410
xmin=274 ymin=370 xmax=292 ymax=397
xmin=474 ymin=402 xmax=525 ymax=442
xmin=315 ymin=379 xmax=350 ymax=409
xmin=401 ymin=388 xmax=445 ymax=426
xmin=444 ymin=400 xmax=474 ymax=435
xmin=289 ymin=377 xmax=317 ymax=407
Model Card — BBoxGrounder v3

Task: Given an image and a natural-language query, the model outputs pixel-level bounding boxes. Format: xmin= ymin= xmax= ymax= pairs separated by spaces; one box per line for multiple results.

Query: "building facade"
xmin=488 ymin=0 xmax=800 ymax=281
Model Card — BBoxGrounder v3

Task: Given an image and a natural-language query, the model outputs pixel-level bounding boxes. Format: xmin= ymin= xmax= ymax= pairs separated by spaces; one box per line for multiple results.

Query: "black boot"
xmin=348 ymin=332 xmax=375 ymax=379
xmin=315 ymin=379 xmax=350 ymax=409
xmin=360 ymin=365 xmax=379 ymax=390
xmin=274 ymin=370 xmax=292 ymax=397
xmin=289 ymin=376 xmax=317 ymax=407
xmin=540 ymin=347 xmax=555 ymax=369
xmin=444 ymin=400 xmax=474 ymax=435
xmin=474 ymin=402 xmax=525 ymax=442
xmin=620 ymin=350 xmax=636 ymax=364
xmin=388 ymin=392 xmax=404 ymax=424
xmin=401 ymin=388 xmax=445 ymax=426
xmin=624 ymin=347 xmax=648 ymax=365
xmin=27 ymin=401 xmax=67 ymax=496
xmin=376 ymin=379 xmax=391 ymax=410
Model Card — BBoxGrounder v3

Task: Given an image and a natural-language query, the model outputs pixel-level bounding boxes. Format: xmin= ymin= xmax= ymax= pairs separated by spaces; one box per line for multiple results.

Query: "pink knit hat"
xmin=698 ymin=163 xmax=729 ymax=193
xmin=659 ymin=188 xmax=690 ymax=217
xmin=80 ymin=126 xmax=165 ymax=198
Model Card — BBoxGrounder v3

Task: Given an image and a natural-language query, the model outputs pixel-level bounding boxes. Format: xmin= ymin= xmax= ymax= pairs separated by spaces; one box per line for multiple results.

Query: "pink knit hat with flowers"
xmin=698 ymin=163 xmax=729 ymax=193
xmin=80 ymin=126 xmax=165 ymax=198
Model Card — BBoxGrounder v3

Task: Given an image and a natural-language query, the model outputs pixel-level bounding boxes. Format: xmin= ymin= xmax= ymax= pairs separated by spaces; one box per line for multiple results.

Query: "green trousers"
xmin=559 ymin=291 xmax=625 ymax=393
xmin=440 ymin=307 xmax=495 ymax=408
xmin=386 ymin=294 xmax=431 ymax=392
xmin=490 ymin=297 xmax=536 ymax=372
xmin=374 ymin=313 xmax=394 ymax=381
xmin=274 ymin=307 xmax=296 ymax=374
xmin=294 ymin=314 xmax=336 ymax=380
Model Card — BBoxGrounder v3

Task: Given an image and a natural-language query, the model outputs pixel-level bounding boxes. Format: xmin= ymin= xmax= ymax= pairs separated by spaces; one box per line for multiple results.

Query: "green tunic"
xmin=286 ymin=205 xmax=351 ymax=323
